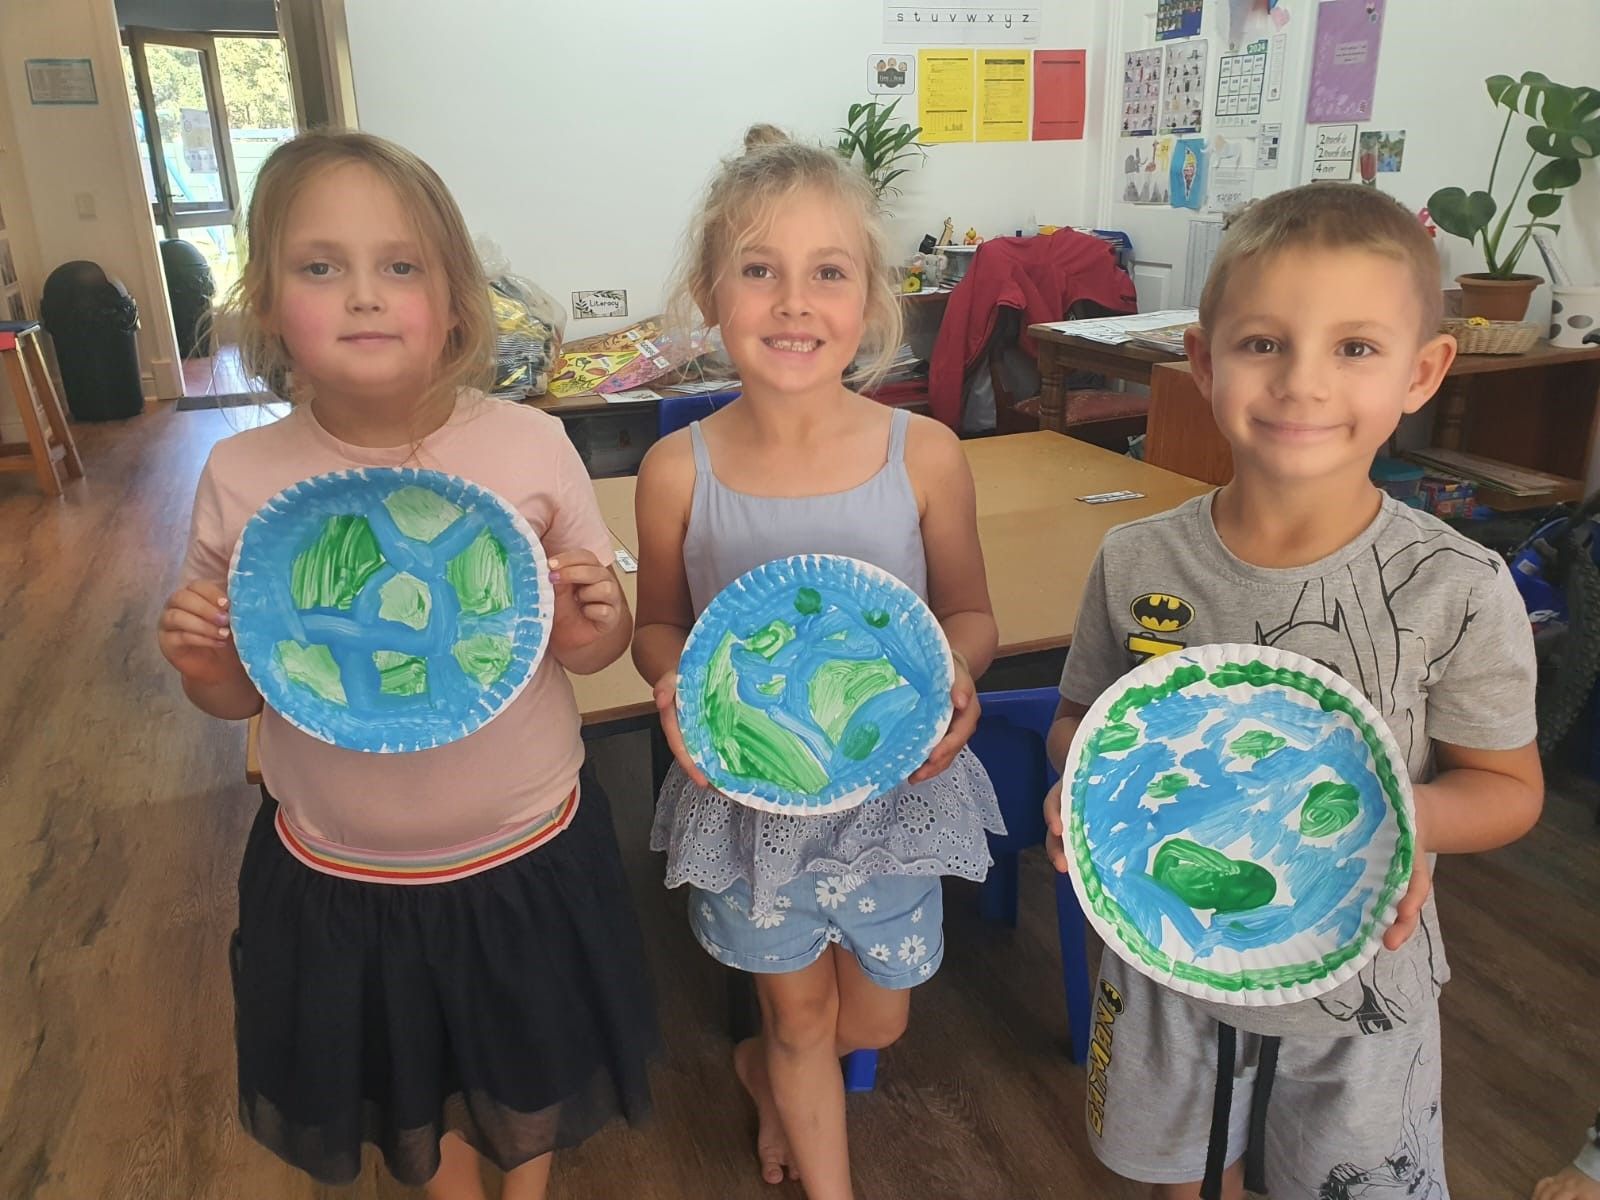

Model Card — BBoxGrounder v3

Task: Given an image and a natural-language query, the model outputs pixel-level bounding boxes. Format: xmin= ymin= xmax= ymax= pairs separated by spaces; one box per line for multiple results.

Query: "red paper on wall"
xmin=1033 ymin=50 xmax=1086 ymax=141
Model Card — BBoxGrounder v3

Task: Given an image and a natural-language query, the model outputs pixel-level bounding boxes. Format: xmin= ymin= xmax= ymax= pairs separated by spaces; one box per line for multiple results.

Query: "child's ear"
xmin=1185 ymin=324 xmax=1215 ymax=400
xmin=1402 ymin=333 xmax=1456 ymax=414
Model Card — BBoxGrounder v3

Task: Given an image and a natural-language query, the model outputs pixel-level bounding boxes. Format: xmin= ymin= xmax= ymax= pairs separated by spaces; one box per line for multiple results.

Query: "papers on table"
xmin=1037 ymin=308 xmax=1200 ymax=347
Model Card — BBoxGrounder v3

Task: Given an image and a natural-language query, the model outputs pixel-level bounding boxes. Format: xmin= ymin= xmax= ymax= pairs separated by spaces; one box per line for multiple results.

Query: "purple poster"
xmin=1306 ymin=0 xmax=1385 ymax=125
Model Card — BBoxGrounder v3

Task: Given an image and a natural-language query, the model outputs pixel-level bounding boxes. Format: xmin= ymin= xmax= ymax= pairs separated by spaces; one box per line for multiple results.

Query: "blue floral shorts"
xmin=689 ymin=872 xmax=945 ymax=989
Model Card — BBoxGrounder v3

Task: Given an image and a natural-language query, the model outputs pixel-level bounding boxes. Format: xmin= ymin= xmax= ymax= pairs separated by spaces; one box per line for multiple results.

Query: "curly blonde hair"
xmin=1200 ymin=182 xmax=1443 ymax=336
xmin=665 ymin=124 xmax=904 ymax=392
xmin=218 ymin=129 xmax=493 ymax=409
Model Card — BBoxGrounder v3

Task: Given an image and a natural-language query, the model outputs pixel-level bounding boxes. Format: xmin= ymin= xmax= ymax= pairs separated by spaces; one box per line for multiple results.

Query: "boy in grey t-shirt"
xmin=1043 ymin=184 xmax=1544 ymax=1200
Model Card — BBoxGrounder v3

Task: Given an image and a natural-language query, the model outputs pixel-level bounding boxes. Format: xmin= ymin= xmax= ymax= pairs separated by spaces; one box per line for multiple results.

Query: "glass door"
xmin=122 ymin=30 xmax=240 ymax=243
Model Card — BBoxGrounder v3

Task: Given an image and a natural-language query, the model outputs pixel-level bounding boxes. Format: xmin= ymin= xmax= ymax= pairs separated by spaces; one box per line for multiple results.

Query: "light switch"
xmin=75 ymin=192 xmax=96 ymax=219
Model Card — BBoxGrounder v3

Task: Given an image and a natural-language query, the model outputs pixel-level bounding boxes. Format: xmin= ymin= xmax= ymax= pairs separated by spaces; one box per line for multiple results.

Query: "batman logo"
xmin=1130 ymin=593 xmax=1194 ymax=633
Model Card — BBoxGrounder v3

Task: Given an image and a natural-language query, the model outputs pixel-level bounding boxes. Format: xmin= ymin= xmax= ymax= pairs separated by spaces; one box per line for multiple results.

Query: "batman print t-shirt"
xmin=1059 ymin=490 xmax=1537 ymax=1037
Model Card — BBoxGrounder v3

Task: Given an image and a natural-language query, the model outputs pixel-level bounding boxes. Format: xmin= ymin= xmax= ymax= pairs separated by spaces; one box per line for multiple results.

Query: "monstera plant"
xmin=1428 ymin=72 xmax=1600 ymax=319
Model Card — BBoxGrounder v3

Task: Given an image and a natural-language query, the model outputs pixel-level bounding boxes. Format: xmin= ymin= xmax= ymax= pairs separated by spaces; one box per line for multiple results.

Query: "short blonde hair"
xmin=220 ymin=130 xmax=493 ymax=407
xmin=1199 ymin=182 xmax=1442 ymax=337
xmin=665 ymin=124 xmax=903 ymax=391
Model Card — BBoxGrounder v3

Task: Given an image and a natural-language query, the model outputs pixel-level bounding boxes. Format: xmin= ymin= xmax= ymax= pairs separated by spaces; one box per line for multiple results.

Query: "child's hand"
xmin=1383 ymin=782 xmax=1435 ymax=951
xmin=548 ymin=551 xmax=624 ymax=649
xmin=652 ymin=672 xmax=711 ymax=789
xmin=1043 ymin=779 xmax=1070 ymax=873
xmin=1534 ymin=1166 xmax=1600 ymax=1200
xmin=158 ymin=581 xmax=247 ymax=687
xmin=909 ymin=654 xmax=980 ymax=783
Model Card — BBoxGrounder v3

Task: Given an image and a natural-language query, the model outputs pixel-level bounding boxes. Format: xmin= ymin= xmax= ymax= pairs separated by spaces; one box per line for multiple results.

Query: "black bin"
xmin=41 ymin=261 xmax=143 ymax=422
xmin=160 ymin=239 xmax=215 ymax=359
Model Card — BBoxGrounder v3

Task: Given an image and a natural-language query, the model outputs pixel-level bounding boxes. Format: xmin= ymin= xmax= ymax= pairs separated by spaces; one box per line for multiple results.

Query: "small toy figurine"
xmin=963 ymin=227 xmax=982 ymax=245
xmin=937 ymin=217 xmax=956 ymax=247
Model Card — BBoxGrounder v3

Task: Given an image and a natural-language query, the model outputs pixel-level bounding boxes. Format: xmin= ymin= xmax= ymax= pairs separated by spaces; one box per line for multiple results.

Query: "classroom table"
xmin=1026 ymin=325 xmax=1180 ymax=433
xmin=245 ymin=432 xmax=1207 ymax=781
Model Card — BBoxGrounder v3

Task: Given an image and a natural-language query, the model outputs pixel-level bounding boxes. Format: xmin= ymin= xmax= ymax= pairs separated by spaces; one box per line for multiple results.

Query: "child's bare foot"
xmin=734 ymin=1036 xmax=795 ymax=1184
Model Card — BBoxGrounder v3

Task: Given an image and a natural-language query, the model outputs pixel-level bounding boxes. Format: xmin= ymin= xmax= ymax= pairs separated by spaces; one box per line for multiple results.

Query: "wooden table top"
xmin=246 ymin=433 xmax=1206 ymax=779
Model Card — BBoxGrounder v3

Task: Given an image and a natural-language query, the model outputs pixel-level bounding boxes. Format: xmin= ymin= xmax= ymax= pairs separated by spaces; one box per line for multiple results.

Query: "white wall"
xmin=344 ymin=0 xmax=1109 ymax=333
xmin=0 ymin=0 xmax=182 ymax=402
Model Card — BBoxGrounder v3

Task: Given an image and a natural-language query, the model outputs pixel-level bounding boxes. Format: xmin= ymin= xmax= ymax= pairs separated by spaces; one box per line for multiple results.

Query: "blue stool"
xmin=657 ymin=388 xmax=740 ymax=438
xmin=841 ymin=685 xmax=1093 ymax=1092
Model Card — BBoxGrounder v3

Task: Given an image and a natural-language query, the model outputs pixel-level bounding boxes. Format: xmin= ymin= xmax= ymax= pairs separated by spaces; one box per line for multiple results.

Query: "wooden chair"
xmin=0 ymin=320 xmax=84 ymax=495
xmin=988 ymin=304 xmax=1150 ymax=448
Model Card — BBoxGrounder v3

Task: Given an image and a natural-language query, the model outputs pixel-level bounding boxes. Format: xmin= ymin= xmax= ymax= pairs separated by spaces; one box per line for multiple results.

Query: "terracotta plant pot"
xmin=1456 ymin=272 xmax=1542 ymax=321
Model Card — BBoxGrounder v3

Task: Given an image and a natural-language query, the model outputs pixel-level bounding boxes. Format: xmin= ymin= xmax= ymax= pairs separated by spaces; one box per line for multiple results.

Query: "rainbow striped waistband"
xmin=274 ymin=786 xmax=579 ymax=885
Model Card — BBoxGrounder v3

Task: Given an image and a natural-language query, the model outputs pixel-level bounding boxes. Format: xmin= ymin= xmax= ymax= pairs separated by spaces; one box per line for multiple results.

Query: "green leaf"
xmin=1518 ymin=70 xmax=1554 ymax=117
xmin=1427 ymin=187 xmax=1497 ymax=240
xmin=1527 ymin=192 xmax=1563 ymax=217
xmin=1485 ymin=73 xmax=1518 ymax=108
xmin=1532 ymin=156 xmax=1582 ymax=190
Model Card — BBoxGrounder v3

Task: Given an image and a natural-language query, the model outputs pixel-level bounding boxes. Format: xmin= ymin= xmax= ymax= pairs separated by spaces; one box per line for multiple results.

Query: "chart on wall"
xmin=1120 ymin=46 xmax=1163 ymax=136
xmin=1160 ymin=39 xmax=1208 ymax=134
xmin=1306 ymin=0 xmax=1385 ymax=123
xmin=1156 ymin=0 xmax=1204 ymax=40
xmin=1214 ymin=38 xmax=1267 ymax=129
xmin=883 ymin=4 xmax=1040 ymax=43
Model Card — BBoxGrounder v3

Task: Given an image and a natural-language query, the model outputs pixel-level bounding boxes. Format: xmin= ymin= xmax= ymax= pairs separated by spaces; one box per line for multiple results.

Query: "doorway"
xmin=120 ymin=29 xmax=295 ymax=396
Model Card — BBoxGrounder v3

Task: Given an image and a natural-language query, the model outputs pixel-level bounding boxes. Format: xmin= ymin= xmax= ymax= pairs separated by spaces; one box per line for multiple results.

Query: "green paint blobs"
xmin=1230 ymin=729 xmax=1288 ymax=760
xmin=864 ymin=609 xmax=890 ymax=628
xmin=1098 ymin=721 xmax=1140 ymax=753
xmin=809 ymin=657 xmax=902 ymax=743
xmin=795 ymin=587 xmax=822 ymax=615
xmin=839 ymin=722 xmax=881 ymax=761
xmin=1152 ymin=838 xmax=1277 ymax=913
xmin=1299 ymin=780 xmax=1361 ymax=837
xmin=453 ymin=633 xmax=513 ymax=686
xmin=378 ymin=572 xmax=432 ymax=631
xmin=1149 ymin=772 xmax=1191 ymax=799
xmin=755 ymin=677 xmax=787 ymax=697
xmin=704 ymin=632 xmax=828 ymax=793
xmin=276 ymin=641 xmax=347 ymax=704
xmin=382 ymin=486 xmax=462 ymax=542
xmin=446 ymin=529 xmax=513 ymax=616
xmin=291 ymin=515 xmax=385 ymax=611
xmin=373 ymin=650 xmax=427 ymax=697
xmin=746 ymin=620 xmax=795 ymax=660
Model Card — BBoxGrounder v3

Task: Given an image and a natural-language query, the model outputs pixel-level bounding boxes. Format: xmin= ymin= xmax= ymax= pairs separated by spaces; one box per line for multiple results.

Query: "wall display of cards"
xmin=883 ymin=4 xmax=1040 ymax=44
xmin=1156 ymin=0 xmax=1204 ymax=41
xmin=1160 ymin=39 xmax=1208 ymax=135
xmin=1214 ymin=38 xmax=1267 ymax=129
xmin=867 ymin=52 xmax=917 ymax=94
xmin=1120 ymin=46 xmax=1163 ymax=137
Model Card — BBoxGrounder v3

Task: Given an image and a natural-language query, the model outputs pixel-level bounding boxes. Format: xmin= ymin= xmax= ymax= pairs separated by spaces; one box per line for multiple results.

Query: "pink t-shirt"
xmin=181 ymin=391 xmax=613 ymax=853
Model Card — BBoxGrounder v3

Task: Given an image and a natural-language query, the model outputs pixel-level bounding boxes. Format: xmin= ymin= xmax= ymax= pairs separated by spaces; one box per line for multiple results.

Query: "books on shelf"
xmin=1404 ymin=448 xmax=1568 ymax=497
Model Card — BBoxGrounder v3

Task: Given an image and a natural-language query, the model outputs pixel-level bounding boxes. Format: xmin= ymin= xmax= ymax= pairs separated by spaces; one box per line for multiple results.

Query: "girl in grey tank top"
xmin=632 ymin=126 xmax=1002 ymax=1195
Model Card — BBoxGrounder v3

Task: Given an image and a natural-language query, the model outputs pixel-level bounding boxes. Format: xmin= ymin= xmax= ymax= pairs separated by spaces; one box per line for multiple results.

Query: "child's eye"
xmin=302 ymin=261 xmax=333 ymax=277
xmin=817 ymin=266 xmax=846 ymax=282
xmin=1339 ymin=340 xmax=1377 ymax=358
xmin=742 ymin=263 xmax=773 ymax=280
xmin=390 ymin=261 xmax=419 ymax=276
xmin=1242 ymin=336 xmax=1279 ymax=354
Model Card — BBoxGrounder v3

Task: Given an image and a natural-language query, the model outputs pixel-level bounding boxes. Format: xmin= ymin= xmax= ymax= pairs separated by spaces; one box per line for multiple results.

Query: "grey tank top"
xmin=653 ymin=404 xmax=1004 ymax=918
xmin=683 ymin=406 xmax=927 ymax=614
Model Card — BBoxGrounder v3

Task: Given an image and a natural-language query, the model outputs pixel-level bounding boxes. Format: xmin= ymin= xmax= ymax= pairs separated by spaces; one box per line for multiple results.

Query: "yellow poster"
xmin=977 ymin=50 xmax=1031 ymax=142
xmin=918 ymin=49 xmax=974 ymax=144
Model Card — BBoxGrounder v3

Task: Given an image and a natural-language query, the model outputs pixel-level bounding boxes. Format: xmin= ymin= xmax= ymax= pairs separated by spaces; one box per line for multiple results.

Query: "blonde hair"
xmin=665 ymin=124 xmax=904 ymax=391
xmin=1199 ymin=182 xmax=1443 ymax=337
xmin=220 ymin=129 xmax=493 ymax=408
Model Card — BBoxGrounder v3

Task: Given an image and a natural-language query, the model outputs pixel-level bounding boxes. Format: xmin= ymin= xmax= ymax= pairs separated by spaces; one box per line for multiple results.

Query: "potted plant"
xmin=1428 ymin=72 xmax=1599 ymax=321
xmin=836 ymin=99 xmax=926 ymax=207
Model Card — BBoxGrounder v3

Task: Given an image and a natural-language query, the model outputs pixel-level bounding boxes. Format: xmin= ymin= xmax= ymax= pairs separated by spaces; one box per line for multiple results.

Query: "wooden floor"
xmin=2 ymin=403 xmax=1597 ymax=1199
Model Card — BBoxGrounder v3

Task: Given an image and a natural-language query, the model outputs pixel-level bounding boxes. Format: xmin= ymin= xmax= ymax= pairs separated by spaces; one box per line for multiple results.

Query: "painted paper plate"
xmin=676 ymin=555 xmax=953 ymax=815
xmin=229 ymin=468 xmax=552 ymax=753
xmin=1064 ymin=644 xmax=1415 ymax=1007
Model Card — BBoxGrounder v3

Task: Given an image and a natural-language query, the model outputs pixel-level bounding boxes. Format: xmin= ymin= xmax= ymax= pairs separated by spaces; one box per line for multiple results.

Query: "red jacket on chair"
xmin=927 ymin=231 xmax=1137 ymax=429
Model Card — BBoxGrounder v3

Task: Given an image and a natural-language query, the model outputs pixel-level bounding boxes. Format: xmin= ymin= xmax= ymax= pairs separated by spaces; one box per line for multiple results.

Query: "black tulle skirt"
xmin=232 ymin=770 xmax=657 ymax=1186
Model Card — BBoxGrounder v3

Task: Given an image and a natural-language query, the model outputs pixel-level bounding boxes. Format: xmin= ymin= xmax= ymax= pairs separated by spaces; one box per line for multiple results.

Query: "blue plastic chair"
xmin=657 ymin=388 xmax=740 ymax=439
xmin=842 ymin=686 xmax=1092 ymax=1091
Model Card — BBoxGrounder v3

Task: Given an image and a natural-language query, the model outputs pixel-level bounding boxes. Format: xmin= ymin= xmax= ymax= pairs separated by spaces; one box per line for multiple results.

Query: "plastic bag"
xmin=477 ymin=237 xmax=565 ymax=396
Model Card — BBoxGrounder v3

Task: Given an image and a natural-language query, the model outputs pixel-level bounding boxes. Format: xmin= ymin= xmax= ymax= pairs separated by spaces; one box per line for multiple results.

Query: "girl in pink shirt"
xmin=156 ymin=131 xmax=655 ymax=1200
